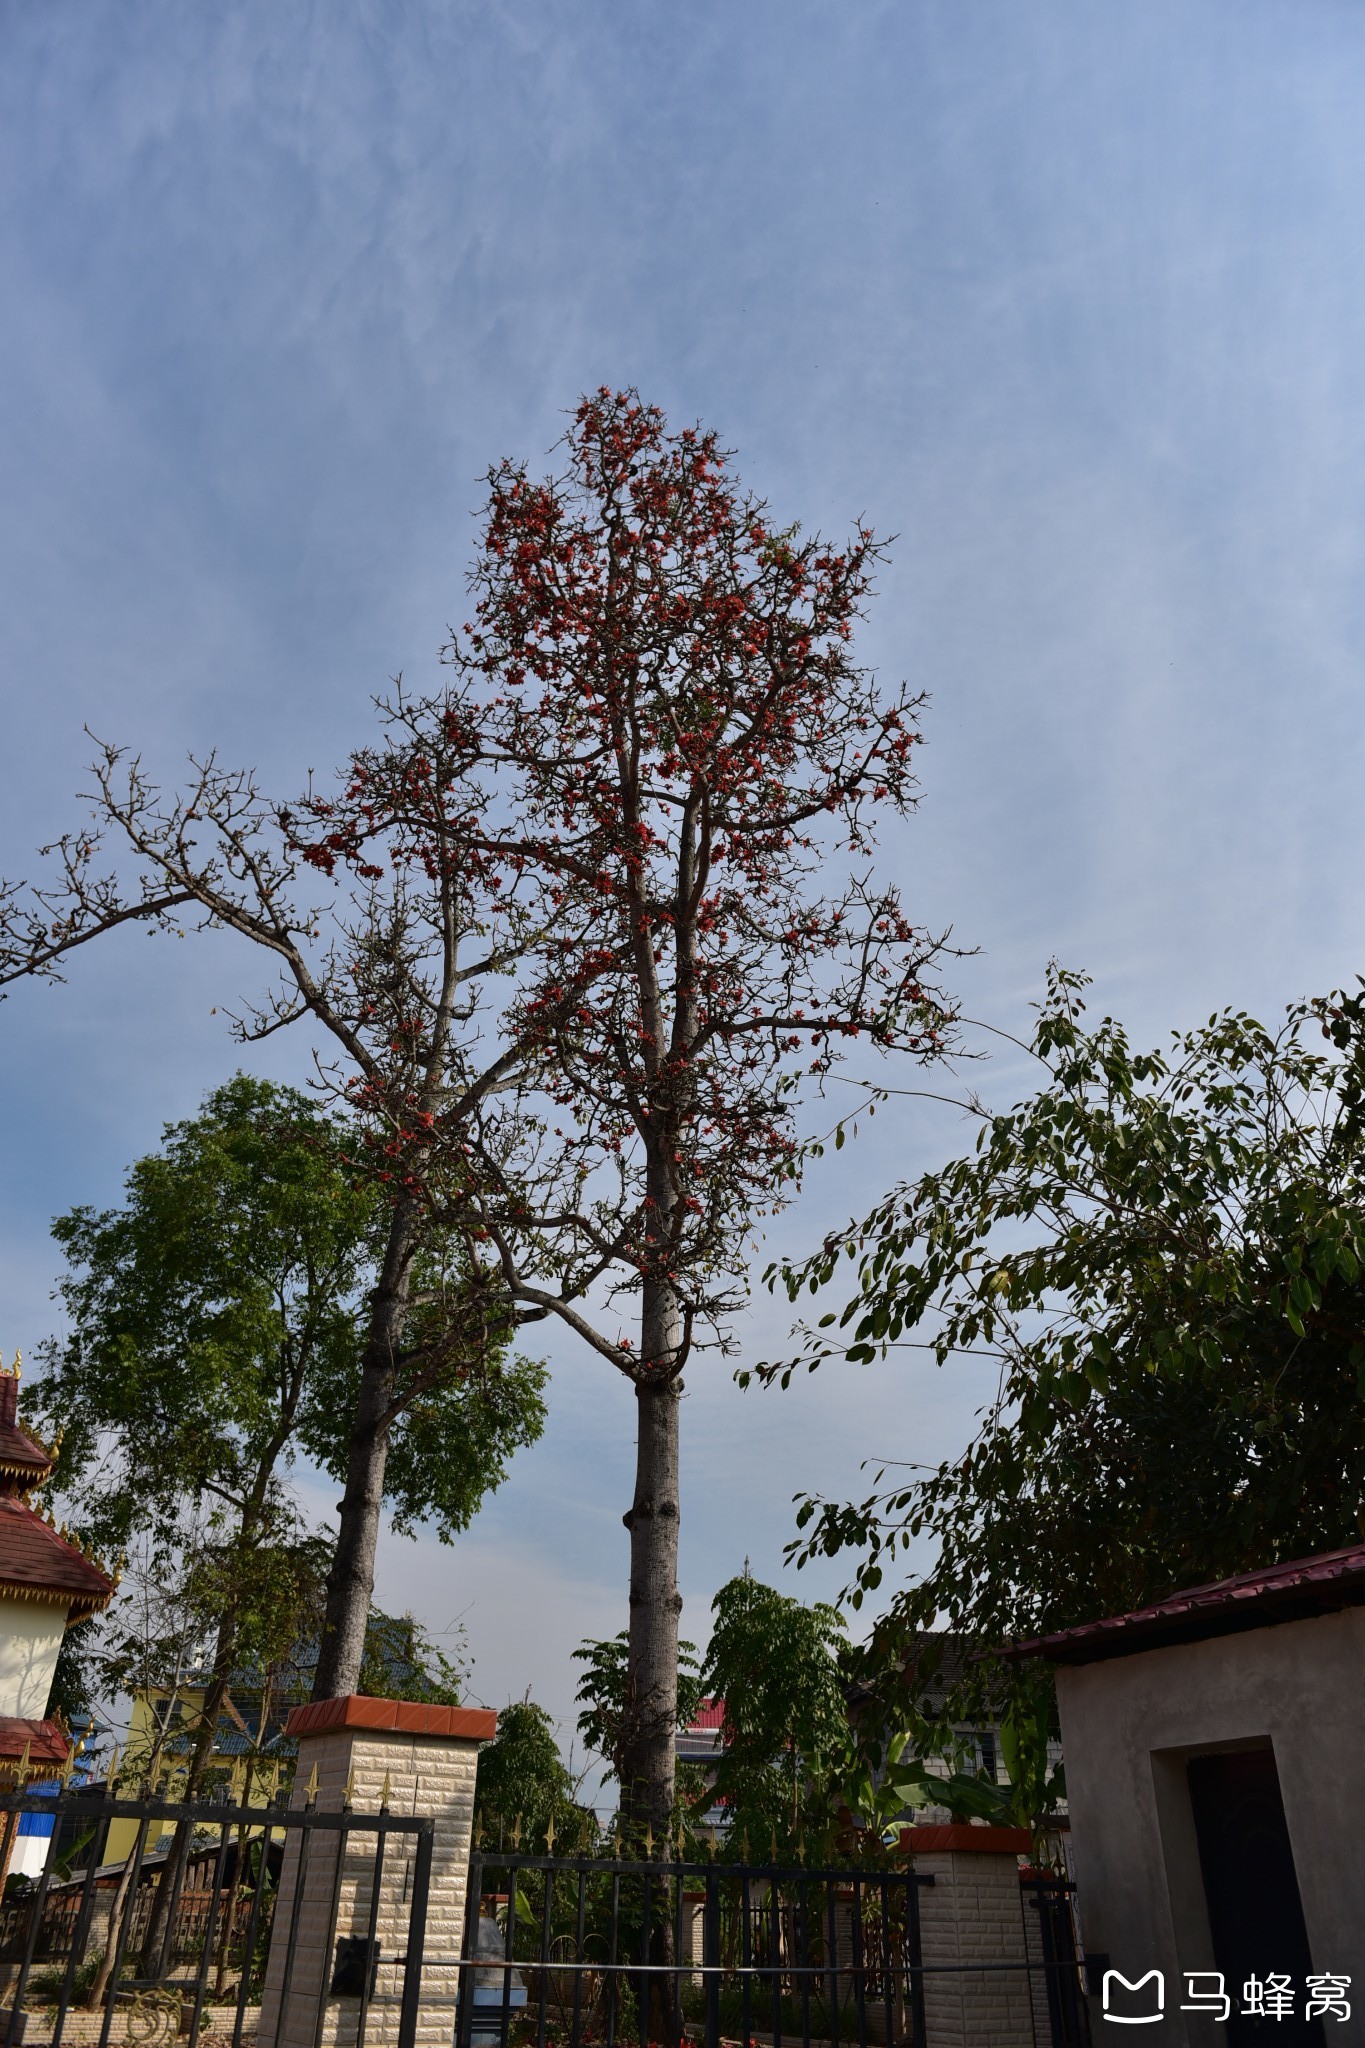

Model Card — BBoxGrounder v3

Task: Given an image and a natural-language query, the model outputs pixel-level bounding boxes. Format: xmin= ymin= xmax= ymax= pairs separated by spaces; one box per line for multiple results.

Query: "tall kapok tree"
xmin=447 ymin=390 xmax=954 ymax=1835
xmin=0 ymin=692 xmax=536 ymax=1700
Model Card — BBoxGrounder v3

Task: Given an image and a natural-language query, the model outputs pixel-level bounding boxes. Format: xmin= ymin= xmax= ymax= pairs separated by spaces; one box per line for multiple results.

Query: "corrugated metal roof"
xmin=1002 ymin=1542 xmax=1365 ymax=1666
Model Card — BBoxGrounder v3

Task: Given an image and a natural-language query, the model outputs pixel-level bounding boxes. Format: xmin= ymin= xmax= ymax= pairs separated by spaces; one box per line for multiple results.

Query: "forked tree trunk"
xmin=311 ymin=1198 xmax=420 ymax=1701
xmin=619 ymin=1361 xmax=683 ymax=1839
xmin=138 ymin=1667 xmax=231 ymax=1978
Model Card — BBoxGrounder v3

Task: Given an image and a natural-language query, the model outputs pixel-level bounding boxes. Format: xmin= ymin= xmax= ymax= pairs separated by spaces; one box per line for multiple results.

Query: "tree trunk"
xmin=311 ymin=1198 xmax=420 ymax=1700
xmin=138 ymin=1657 xmax=234 ymax=1978
xmin=619 ymin=1360 xmax=683 ymax=1840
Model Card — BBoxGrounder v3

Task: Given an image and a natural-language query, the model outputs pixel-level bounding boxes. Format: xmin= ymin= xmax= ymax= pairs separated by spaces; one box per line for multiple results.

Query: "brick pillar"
xmin=903 ymin=1826 xmax=1033 ymax=2048
xmin=257 ymin=1697 xmax=495 ymax=2048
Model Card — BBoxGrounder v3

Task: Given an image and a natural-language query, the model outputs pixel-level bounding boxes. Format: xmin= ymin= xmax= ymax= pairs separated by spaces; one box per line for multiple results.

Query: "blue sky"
xmin=5 ymin=0 xmax=1365 ymax=1759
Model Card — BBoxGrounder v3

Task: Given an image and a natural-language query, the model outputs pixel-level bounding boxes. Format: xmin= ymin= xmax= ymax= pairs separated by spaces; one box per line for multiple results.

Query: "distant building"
xmin=0 ymin=1357 xmax=115 ymax=1878
xmin=676 ymin=1697 xmax=726 ymax=1823
xmin=866 ymin=1632 xmax=1017 ymax=1816
xmin=678 ymin=1637 xmax=1050 ymax=1836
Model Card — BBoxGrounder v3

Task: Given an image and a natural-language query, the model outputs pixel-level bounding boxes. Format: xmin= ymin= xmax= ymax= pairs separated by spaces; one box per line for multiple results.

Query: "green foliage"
xmin=475 ymin=1699 xmax=592 ymax=1847
xmin=301 ymin=1324 xmax=548 ymax=1543
xmin=359 ymin=1610 xmax=468 ymax=1706
xmin=766 ymin=966 xmax=1365 ymax=1757
xmin=34 ymin=1074 xmax=380 ymax=1562
xmin=572 ymin=1632 xmax=704 ymax=1790
xmin=699 ymin=1574 xmax=853 ymax=1856
xmin=30 ymin=1074 xmax=546 ymax=1727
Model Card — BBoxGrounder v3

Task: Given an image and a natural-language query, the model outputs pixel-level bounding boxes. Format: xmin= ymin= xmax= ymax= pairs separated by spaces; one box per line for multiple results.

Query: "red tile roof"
xmin=0 ymin=1716 xmax=71 ymax=1771
xmin=0 ymin=1371 xmax=54 ymax=1488
xmin=284 ymin=1695 xmax=497 ymax=1742
xmin=686 ymin=1698 xmax=726 ymax=1731
xmin=1002 ymin=1542 xmax=1365 ymax=1666
xmin=0 ymin=1496 xmax=115 ymax=1618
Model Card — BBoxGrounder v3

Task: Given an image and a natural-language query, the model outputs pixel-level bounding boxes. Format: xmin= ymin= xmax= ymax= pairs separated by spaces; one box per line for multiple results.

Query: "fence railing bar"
xmin=50 ymin=1812 xmax=109 ymax=2048
xmin=532 ymin=1855 xmax=553 ymax=2048
xmin=825 ymin=1876 xmax=841 ymax=2048
xmin=447 ymin=1955 xmax=1085 ymax=1978
xmin=310 ymin=1818 xmax=349 ymax=2048
xmin=850 ymin=1875 xmax=868 ymax=2048
xmin=604 ymin=1866 xmax=621 ymax=2048
xmin=183 ymin=1818 xmax=234 ymax=2048
xmin=739 ymin=1868 xmax=752 ymax=2048
xmin=395 ymin=1822 xmax=432 ymax=2048
xmin=95 ymin=1817 xmax=151 ymax=2048
xmin=572 ymin=1856 xmax=589 ymax=2048
xmin=454 ymin=1848 xmax=481 ymax=2048
xmin=270 ymin=1804 xmax=314 ymax=2048
xmin=0 ymin=1792 xmax=428 ymax=1836
xmin=231 ymin=1833 xmax=272 ymax=2048
xmin=5 ymin=1793 xmax=65 ymax=2048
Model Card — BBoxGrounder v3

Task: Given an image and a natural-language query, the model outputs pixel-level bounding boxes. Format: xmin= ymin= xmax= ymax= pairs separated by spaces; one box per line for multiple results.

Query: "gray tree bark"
xmin=618 ymin=1326 xmax=683 ymax=1838
xmin=311 ymin=1197 xmax=419 ymax=1700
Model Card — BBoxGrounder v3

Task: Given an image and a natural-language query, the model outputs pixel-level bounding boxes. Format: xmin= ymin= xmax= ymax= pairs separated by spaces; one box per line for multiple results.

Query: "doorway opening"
xmin=1186 ymin=1745 xmax=1320 ymax=2042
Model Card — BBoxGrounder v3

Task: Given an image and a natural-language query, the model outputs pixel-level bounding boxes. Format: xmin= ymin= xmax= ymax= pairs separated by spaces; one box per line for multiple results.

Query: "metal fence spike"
xmin=544 ymin=1813 xmax=556 ymax=1853
xmin=306 ymin=1762 xmax=319 ymax=1807
xmin=381 ymin=1769 xmax=392 ymax=1809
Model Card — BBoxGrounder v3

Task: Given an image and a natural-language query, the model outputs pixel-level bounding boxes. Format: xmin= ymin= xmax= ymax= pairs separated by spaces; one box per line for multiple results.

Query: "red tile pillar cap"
xmin=284 ymin=1695 xmax=497 ymax=1742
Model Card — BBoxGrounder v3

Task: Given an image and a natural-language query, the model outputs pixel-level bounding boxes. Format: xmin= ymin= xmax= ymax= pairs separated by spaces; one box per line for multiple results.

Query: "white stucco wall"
xmin=1056 ymin=1604 xmax=1365 ymax=2045
xmin=0 ymin=1592 xmax=66 ymax=1718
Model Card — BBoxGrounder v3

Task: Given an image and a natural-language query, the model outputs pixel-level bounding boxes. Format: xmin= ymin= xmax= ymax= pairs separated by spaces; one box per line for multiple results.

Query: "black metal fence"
xmin=5 ymin=1789 xmax=1091 ymax=2048
xmin=0 ymin=1785 xmax=431 ymax=2048
xmin=456 ymin=1849 xmax=1090 ymax=2048
xmin=1021 ymin=1877 xmax=1088 ymax=2048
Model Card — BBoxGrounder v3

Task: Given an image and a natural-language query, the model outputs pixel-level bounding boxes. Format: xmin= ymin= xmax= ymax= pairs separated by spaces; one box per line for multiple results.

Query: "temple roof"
xmin=0 ymin=1715 xmax=71 ymax=1774
xmin=0 ymin=1495 xmax=115 ymax=1619
xmin=0 ymin=1365 xmax=55 ymax=1491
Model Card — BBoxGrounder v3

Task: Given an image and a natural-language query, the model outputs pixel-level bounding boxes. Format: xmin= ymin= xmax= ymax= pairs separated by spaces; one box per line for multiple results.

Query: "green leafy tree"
xmin=763 ymin=966 xmax=1365 ymax=1787
xmin=698 ymin=1574 xmax=852 ymax=1857
xmin=475 ymin=1700 xmax=592 ymax=1848
xmin=31 ymin=1073 xmax=545 ymax=1968
xmin=573 ymin=1632 xmax=704 ymax=1802
xmin=358 ymin=1610 xmax=469 ymax=1706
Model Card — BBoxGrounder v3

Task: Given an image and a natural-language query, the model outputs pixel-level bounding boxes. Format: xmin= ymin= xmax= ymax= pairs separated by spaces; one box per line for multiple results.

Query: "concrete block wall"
xmin=256 ymin=1698 xmax=494 ymax=2048
xmin=905 ymin=1829 xmax=1033 ymax=2048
